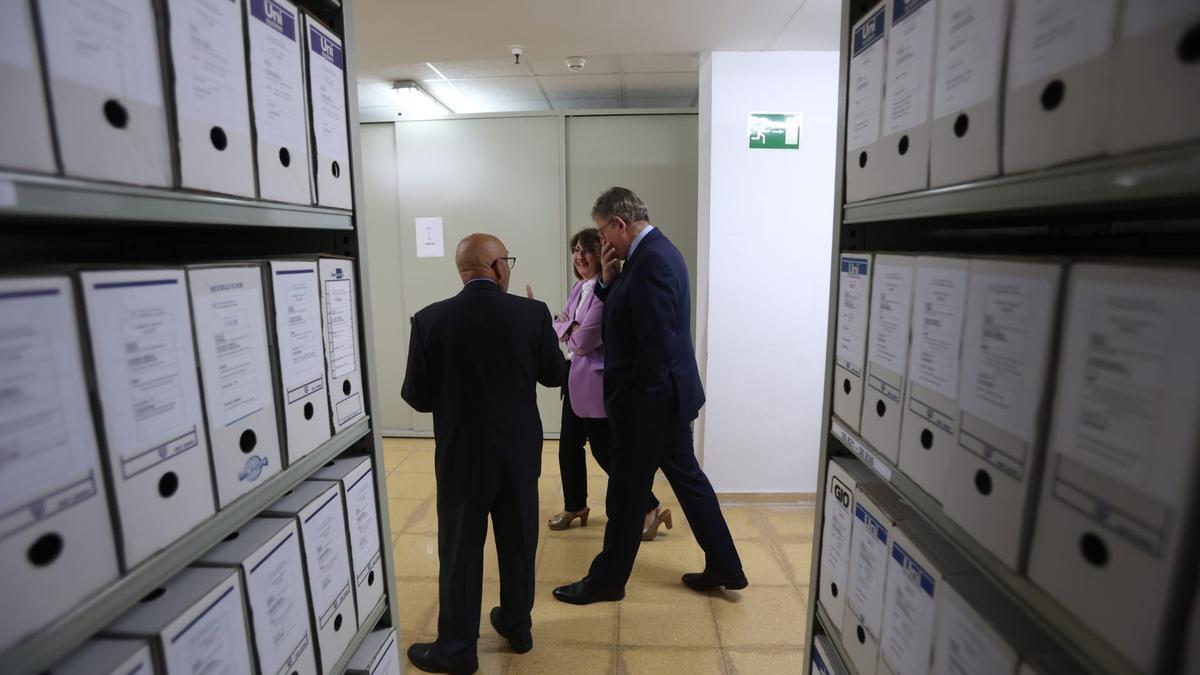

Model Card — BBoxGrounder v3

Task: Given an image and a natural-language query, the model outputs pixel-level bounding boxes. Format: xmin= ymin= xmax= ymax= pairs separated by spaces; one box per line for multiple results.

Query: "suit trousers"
xmin=559 ymin=370 xmax=658 ymax=513
xmin=586 ymin=400 xmax=742 ymax=589
xmin=435 ymin=477 xmax=539 ymax=658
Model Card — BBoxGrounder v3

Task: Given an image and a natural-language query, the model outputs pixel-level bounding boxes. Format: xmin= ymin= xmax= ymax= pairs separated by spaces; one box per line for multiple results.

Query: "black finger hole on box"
xmin=304 ymin=401 xmax=315 ymax=420
xmin=279 ymin=146 xmax=291 ymax=167
xmin=858 ymin=151 xmax=868 ymax=168
xmin=842 ymin=378 xmax=851 ymax=395
xmin=953 ymin=113 xmax=969 ymax=138
xmin=158 ymin=471 xmax=180 ymax=498
xmin=224 ymin=531 xmax=240 ymax=542
xmin=103 ymin=99 xmax=129 ymax=129
xmin=898 ymin=134 xmax=909 ymax=155
xmin=368 ymin=569 xmax=376 ymax=586
xmin=856 ymin=625 xmax=866 ymax=644
xmin=920 ymin=428 xmax=933 ymax=450
xmin=27 ymin=533 xmax=64 ymax=567
xmin=325 ymin=460 xmax=337 ymax=467
xmin=332 ymin=160 xmax=341 ymax=178
xmin=1040 ymin=79 xmax=1065 ymax=111
xmin=240 ymin=429 xmax=257 ymax=453
xmin=830 ymin=581 xmax=838 ymax=598
xmin=343 ymin=379 xmax=352 ymax=396
xmin=876 ymin=400 xmax=886 ymax=418
xmin=210 ymin=126 xmax=228 ymax=151
xmin=1179 ymin=22 xmax=1200 ymax=64
xmin=1080 ymin=532 xmax=1109 ymax=567
xmin=334 ymin=613 xmax=343 ymax=631
xmin=142 ymin=587 xmax=167 ymax=603
xmin=974 ymin=469 xmax=993 ymax=496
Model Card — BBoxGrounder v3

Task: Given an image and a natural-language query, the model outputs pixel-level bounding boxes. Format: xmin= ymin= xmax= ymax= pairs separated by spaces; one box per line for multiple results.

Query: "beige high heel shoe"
xmin=548 ymin=507 xmax=590 ymax=531
xmin=642 ymin=508 xmax=673 ymax=541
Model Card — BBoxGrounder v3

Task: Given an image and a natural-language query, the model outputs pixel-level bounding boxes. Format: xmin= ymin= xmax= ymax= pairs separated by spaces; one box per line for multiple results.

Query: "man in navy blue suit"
xmin=553 ymin=187 xmax=747 ymax=605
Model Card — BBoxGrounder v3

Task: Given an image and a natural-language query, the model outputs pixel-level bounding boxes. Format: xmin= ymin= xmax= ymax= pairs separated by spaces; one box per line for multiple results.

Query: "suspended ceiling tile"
xmin=356 ymin=84 xmax=395 ymax=108
xmin=530 ymin=55 xmax=622 ymax=75
xmin=431 ymin=59 xmax=531 ymax=79
xmin=620 ymin=53 xmax=700 ymax=73
xmin=622 ymin=72 xmax=698 ymax=99
xmin=451 ymin=76 xmax=546 ymax=102
xmin=767 ymin=0 xmax=841 ymax=51
xmin=550 ymin=98 xmax=622 ymax=110
xmin=624 ymin=97 xmax=695 ymax=109
xmin=537 ymin=73 xmax=621 ymax=99
xmin=474 ymin=100 xmax=553 ymax=113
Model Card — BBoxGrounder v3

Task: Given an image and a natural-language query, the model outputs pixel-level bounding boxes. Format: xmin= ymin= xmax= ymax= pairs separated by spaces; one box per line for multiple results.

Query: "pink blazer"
xmin=553 ymin=279 xmax=606 ymax=419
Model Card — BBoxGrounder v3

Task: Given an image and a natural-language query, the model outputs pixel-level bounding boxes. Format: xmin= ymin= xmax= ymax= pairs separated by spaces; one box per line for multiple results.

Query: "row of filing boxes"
xmin=844 ymin=0 xmax=1200 ymax=201
xmin=0 ymin=256 xmax=369 ymax=653
xmin=818 ymin=458 xmax=1094 ymax=675
xmin=41 ymin=456 xmax=396 ymax=675
xmin=831 ymin=253 xmax=1200 ymax=673
xmin=0 ymin=0 xmax=352 ymax=209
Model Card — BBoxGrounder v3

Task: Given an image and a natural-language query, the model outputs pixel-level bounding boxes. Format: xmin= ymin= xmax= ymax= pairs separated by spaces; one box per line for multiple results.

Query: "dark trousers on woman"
xmin=560 ymin=370 xmax=658 ymax=513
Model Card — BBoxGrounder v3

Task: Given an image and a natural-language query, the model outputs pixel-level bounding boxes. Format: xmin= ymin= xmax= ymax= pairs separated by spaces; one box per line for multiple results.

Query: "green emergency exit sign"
xmin=748 ymin=112 xmax=802 ymax=150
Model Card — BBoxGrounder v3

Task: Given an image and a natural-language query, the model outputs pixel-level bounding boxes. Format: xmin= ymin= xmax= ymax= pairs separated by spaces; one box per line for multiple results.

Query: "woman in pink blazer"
xmin=549 ymin=229 xmax=669 ymax=540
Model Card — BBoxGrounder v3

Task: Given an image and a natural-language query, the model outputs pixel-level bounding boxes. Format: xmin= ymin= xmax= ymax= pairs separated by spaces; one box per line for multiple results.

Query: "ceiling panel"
xmin=624 ymin=97 xmax=695 ymax=109
xmin=620 ymin=53 xmax=700 ymax=73
xmin=550 ymin=98 xmax=622 ymax=110
xmin=450 ymin=76 xmax=546 ymax=103
xmin=431 ymin=60 xmax=531 ymax=79
xmin=622 ymin=72 xmax=698 ymax=99
xmin=538 ymin=74 xmax=621 ymax=99
xmin=767 ymin=0 xmax=841 ymax=51
xmin=530 ymin=55 xmax=622 ymax=75
xmin=479 ymin=100 xmax=553 ymax=112
xmin=356 ymin=84 xmax=394 ymax=108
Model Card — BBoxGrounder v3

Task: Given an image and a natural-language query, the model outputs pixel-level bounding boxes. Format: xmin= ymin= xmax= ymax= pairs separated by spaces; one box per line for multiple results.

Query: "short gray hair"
xmin=591 ymin=187 xmax=650 ymax=224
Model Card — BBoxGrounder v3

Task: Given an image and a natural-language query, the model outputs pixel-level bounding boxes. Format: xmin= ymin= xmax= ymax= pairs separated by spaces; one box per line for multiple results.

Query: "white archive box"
xmin=834 ymin=254 xmax=872 ymax=431
xmin=931 ymin=578 xmax=1020 ymax=675
xmin=1002 ymin=0 xmax=1119 ymax=174
xmin=311 ymin=455 xmax=384 ymax=621
xmin=197 ymin=518 xmax=318 ymax=675
xmin=0 ymin=277 xmax=119 ymax=652
xmin=943 ymin=259 xmax=1062 ymax=571
xmin=897 ymin=256 xmax=969 ymax=503
xmin=877 ymin=0 xmax=938 ymax=197
xmin=44 ymin=639 xmax=155 ymax=675
xmin=0 ymin=1 xmax=56 ymax=174
xmin=1027 ymin=263 xmax=1200 ymax=674
xmin=36 ymin=0 xmax=172 ymax=187
xmin=860 ymin=254 xmax=916 ymax=463
xmin=1107 ymin=1 xmax=1200 ymax=154
xmin=164 ymin=0 xmax=255 ymax=197
xmin=812 ymin=633 xmax=851 ymax=675
xmin=319 ymin=257 xmax=367 ymax=432
xmin=841 ymin=485 xmax=916 ymax=675
xmin=818 ymin=456 xmax=881 ymax=625
xmin=268 ymin=260 xmax=332 ymax=463
xmin=105 ymin=567 xmax=254 ymax=675
xmin=187 ymin=264 xmax=283 ymax=506
xmin=266 ymin=480 xmax=358 ymax=673
xmin=929 ymin=0 xmax=1009 ymax=187
xmin=346 ymin=628 xmax=401 ymax=675
xmin=80 ymin=269 xmax=216 ymax=570
xmin=246 ymin=0 xmax=314 ymax=205
xmin=304 ymin=16 xmax=352 ymax=209
xmin=878 ymin=521 xmax=973 ymax=675
xmin=845 ymin=3 xmax=889 ymax=202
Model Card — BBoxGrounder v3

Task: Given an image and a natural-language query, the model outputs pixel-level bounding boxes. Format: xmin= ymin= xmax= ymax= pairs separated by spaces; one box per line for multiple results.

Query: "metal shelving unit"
xmin=802 ymin=3 xmax=1200 ymax=675
xmin=0 ymin=1 xmax=399 ymax=673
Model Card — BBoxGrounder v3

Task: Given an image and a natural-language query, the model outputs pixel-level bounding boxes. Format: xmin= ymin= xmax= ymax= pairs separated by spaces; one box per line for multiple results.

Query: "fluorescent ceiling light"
xmin=391 ymin=80 xmax=451 ymax=118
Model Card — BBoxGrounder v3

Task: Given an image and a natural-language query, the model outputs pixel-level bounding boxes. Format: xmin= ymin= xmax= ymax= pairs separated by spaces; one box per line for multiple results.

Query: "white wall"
xmin=696 ymin=51 xmax=840 ymax=493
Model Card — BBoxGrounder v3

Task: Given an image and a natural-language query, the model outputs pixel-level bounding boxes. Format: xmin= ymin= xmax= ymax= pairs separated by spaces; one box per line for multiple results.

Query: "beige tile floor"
xmin=383 ymin=437 xmax=815 ymax=674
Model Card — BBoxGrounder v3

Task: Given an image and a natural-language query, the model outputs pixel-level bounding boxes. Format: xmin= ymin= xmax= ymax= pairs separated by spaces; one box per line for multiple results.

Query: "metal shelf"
xmin=842 ymin=142 xmax=1200 ymax=224
xmin=331 ymin=599 xmax=389 ymax=674
xmin=1 ymin=417 xmax=371 ymax=675
xmin=814 ymin=605 xmax=861 ymax=675
xmin=828 ymin=417 xmax=1138 ymax=675
xmin=0 ymin=171 xmax=353 ymax=230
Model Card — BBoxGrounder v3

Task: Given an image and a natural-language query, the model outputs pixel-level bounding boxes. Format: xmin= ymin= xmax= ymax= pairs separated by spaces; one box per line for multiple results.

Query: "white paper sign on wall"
xmin=415 ymin=217 xmax=444 ymax=258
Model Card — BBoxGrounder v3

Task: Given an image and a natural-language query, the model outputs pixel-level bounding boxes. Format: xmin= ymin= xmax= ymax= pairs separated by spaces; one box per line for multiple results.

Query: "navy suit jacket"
xmin=595 ymin=228 xmax=705 ymax=424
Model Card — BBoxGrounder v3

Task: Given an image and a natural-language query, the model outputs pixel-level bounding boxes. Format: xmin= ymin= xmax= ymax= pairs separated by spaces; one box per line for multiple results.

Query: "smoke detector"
xmin=509 ymin=45 xmax=525 ymax=65
xmin=565 ymin=56 xmax=586 ymax=72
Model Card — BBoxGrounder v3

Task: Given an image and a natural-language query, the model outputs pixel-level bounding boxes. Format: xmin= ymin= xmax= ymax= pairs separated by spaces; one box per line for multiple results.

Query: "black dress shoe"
xmin=552 ymin=579 xmax=625 ymax=605
xmin=406 ymin=642 xmax=478 ymax=675
xmin=682 ymin=569 xmax=749 ymax=592
xmin=490 ymin=607 xmax=533 ymax=654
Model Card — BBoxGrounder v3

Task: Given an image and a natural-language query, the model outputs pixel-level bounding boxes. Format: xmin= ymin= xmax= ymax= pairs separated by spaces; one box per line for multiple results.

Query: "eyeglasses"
xmin=495 ymin=256 xmax=517 ymax=270
xmin=597 ymin=219 xmax=617 ymax=234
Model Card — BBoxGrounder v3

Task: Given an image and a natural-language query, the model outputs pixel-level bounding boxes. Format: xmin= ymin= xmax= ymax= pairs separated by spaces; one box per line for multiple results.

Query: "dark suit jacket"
xmin=595 ymin=228 xmax=705 ymax=424
xmin=401 ymin=281 xmax=565 ymax=497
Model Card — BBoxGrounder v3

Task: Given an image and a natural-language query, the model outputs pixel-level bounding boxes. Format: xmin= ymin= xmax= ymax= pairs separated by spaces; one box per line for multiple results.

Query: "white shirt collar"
xmin=628 ymin=224 xmax=655 ymax=259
